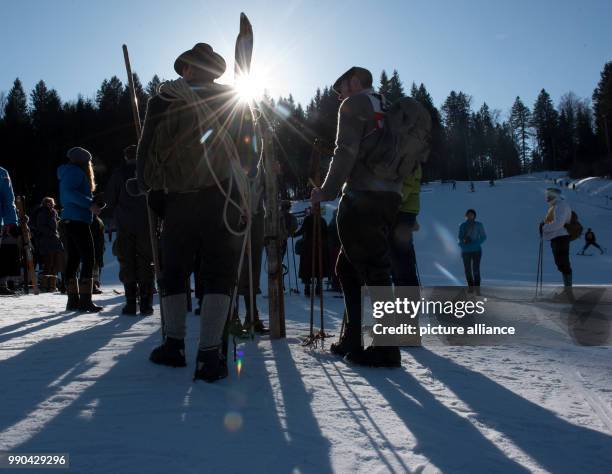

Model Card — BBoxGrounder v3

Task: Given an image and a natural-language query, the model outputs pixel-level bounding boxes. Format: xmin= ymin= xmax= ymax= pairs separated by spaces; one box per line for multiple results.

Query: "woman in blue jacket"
xmin=458 ymin=208 xmax=487 ymax=292
xmin=58 ymin=147 xmax=103 ymax=312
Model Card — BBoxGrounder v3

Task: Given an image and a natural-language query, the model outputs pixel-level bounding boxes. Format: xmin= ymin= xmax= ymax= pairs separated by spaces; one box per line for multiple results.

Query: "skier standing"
xmin=0 ymin=166 xmax=19 ymax=295
xmin=539 ymin=188 xmax=573 ymax=288
xmin=458 ymin=209 xmax=486 ymax=292
xmin=311 ymin=66 xmax=431 ymax=367
xmin=35 ymin=197 xmax=64 ymax=292
xmin=580 ymin=228 xmax=604 ymax=255
xmin=105 ymin=145 xmax=154 ymax=315
xmin=137 ymin=43 xmax=254 ymax=382
xmin=57 ymin=147 xmax=103 ymax=312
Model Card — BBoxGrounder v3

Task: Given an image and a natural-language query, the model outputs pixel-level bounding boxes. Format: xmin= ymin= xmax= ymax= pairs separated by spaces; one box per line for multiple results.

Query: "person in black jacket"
xmin=35 ymin=197 xmax=64 ymax=292
xmin=580 ymin=228 xmax=604 ymax=255
xmin=106 ymin=145 xmax=155 ymax=315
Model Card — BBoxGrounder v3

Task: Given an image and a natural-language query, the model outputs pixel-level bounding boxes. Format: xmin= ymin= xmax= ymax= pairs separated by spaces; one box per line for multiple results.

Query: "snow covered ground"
xmin=0 ymin=173 xmax=611 ymax=473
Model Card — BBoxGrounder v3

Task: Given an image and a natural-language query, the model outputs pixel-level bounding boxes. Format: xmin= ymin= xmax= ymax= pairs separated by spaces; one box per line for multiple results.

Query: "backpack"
xmin=564 ymin=211 xmax=583 ymax=241
xmin=362 ymin=93 xmax=432 ymax=181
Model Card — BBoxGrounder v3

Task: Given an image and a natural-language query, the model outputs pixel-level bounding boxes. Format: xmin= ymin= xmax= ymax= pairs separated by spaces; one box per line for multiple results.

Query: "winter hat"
xmin=67 ymin=147 xmax=92 ymax=165
xmin=465 ymin=208 xmax=477 ymax=218
xmin=545 ymin=187 xmax=561 ymax=200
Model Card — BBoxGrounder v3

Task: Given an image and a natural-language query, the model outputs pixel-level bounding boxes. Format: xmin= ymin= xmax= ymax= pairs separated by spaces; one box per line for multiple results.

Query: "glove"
xmin=539 ymin=222 xmax=544 ymax=236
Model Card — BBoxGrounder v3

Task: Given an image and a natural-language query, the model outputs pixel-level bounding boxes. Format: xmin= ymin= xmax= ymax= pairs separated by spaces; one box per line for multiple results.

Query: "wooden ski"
xmin=15 ymin=196 xmax=39 ymax=295
xmin=263 ymin=126 xmax=286 ymax=339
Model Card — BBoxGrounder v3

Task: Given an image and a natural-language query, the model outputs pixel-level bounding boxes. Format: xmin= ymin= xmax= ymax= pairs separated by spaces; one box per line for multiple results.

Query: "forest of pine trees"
xmin=1 ymin=61 xmax=611 ymax=205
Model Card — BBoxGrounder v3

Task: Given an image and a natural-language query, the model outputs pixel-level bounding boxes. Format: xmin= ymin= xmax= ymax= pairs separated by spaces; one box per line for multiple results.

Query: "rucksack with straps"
xmin=564 ymin=211 xmax=583 ymax=241
xmin=362 ymin=93 xmax=432 ymax=181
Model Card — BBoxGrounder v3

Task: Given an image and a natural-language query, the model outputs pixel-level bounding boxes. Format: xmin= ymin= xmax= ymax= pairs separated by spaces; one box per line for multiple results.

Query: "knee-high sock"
xmin=199 ymin=294 xmax=231 ymax=350
xmin=162 ymin=293 xmax=188 ymax=340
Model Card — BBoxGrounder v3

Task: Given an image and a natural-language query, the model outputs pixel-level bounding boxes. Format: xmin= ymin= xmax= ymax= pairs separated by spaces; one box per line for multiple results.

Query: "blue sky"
xmin=2 ymin=0 xmax=611 ymax=118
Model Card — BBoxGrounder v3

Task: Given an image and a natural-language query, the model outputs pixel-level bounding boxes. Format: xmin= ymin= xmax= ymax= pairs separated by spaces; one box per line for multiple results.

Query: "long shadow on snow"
xmin=269 ymin=339 xmax=334 ymax=474
xmin=313 ymin=352 xmax=528 ymax=473
xmin=0 ymin=315 xmax=142 ymax=437
xmin=13 ymin=326 xmax=324 ymax=474
xmin=0 ymin=313 xmax=81 ymax=345
xmin=410 ymin=348 xmax=612 ymax=473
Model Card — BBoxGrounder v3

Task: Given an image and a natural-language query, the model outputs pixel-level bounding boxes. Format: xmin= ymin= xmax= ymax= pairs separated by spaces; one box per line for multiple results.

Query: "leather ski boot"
xmin=122 ymin=282 xmax=138 ymax=315
xmin=139 ymin=282 xmax=154 ymax=316
xmin=66 ymin=278 xmax=80 ymax=311
xmin=78 ymin=278 xmax=103 ymax=313
xmin=193 ymin=346 xmax=228 ymax=383
xmin=150 ymin=337 xmax=186 ymax=367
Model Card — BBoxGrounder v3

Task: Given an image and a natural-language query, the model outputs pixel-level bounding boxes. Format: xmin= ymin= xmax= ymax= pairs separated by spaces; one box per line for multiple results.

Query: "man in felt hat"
xmin=105 ymin=145 xmax=154 ymax=316
xmin=310 ymin=66 xmax=404 ymax=367
xmin=136 ymin=42 xmax=255 ymax=382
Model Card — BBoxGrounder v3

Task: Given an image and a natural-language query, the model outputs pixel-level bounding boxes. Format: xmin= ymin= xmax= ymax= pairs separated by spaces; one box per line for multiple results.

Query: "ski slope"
xmin=0 ymin=173 xmax=610 ymax=473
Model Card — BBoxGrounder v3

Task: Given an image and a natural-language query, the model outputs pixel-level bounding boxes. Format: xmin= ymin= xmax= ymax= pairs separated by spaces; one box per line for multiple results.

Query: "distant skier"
xmin=452 ymin=181 xmax=456 ymax=190
xmin=469 ymin=182 xmax=475 ymax=192
xmin=57 ymin=147 xmax=104 ymax=312
xmin=489 ymin=179 xmax=495 ymax=187
xmin=458 ymin=209 xmax=486 ymax=292
xmin=579 ymin=228 xmax=604 ymax=255
xmin=539 ymin=188 xmax=573 ymax=289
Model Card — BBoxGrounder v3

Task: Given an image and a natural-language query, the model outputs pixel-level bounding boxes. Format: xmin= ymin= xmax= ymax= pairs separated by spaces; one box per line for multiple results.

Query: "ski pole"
xmin=291 ymin=234 xmax=299 ymax=294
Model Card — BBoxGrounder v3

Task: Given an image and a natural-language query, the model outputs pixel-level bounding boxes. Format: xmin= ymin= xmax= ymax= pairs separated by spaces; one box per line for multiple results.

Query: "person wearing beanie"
xmin=105 ymin=144 xmax=154 ymax=316
xmin=57 ymin=146 xmax=103 ymax=312
xmin=458 ymin=208 xmax=487 ymax=293
xmin=540 ymin=187 xmax=573 ymax=289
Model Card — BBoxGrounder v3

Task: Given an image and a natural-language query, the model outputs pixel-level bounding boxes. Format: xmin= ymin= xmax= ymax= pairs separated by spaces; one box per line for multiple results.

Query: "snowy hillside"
xmin=0 ymin=173 xmax=610 ymax=473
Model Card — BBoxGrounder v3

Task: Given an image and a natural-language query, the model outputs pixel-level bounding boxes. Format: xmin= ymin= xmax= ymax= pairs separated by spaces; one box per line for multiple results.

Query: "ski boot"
xmin=121 ymin=283 xmax=138 ymax=316
xmin=193 ymin=346 xmax=228 ymax=382
xmin=345 ymin=346 xmax=401 ymax=368
xmin=139 ymin=283 xmax=154 ymax=316
xmin=78 ymin=278 xmax=103 ymax=313
xmin=65 ymin=278 xmax=80 ymax=311
xmin=150 ymin=337 xmax=186 ymax=367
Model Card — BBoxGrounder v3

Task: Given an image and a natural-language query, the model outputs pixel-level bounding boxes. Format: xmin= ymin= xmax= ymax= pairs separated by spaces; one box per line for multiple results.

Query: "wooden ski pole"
xmin=122 ymin=44 xmax=165 ymax=338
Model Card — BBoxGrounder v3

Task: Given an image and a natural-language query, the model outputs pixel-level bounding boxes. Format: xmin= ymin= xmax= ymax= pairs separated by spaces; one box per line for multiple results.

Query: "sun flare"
xmin=234 ymin=73 xmax=266 ymax=103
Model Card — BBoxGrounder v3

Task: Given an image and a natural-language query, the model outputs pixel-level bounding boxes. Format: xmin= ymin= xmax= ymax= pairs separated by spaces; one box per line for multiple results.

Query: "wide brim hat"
xmin=332 ymin=66 xmax=373 ymax=94
xmin=174 ymin=43 xmax=226 ymax=79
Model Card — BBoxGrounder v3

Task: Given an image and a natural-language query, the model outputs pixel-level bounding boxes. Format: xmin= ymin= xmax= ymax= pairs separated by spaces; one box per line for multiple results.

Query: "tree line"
xmin=0 ymin=61 xmax=611 ymax=205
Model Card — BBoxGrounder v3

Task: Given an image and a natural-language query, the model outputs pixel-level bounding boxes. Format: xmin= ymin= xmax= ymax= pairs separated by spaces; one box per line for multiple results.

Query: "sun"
xmin=234 ymin=73 xmax=266 ymax=103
